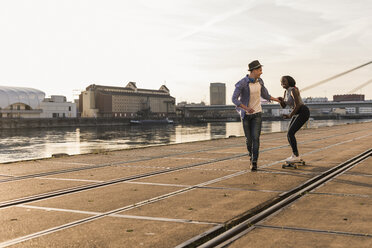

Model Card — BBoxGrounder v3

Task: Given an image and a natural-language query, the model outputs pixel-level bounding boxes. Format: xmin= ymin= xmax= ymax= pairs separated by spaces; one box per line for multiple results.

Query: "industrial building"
xmin=178 ymin=101 xmax=372 ymax=120
xmin=79 ymin=82 xmax=176 ymax=118
xmin=0 ymin=86 xmax=76 ymax=118
xmin=40 ymin=95 xmax=77 ymax=118
xmin=333 ymin=94 xmax=365 ymax=102
xmin=210 ymin=83 xmax=226 ymax=105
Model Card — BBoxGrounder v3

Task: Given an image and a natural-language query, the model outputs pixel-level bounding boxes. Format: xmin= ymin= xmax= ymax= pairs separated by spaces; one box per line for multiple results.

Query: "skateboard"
xmin=282 ymin=160 xmax=306 ymax=169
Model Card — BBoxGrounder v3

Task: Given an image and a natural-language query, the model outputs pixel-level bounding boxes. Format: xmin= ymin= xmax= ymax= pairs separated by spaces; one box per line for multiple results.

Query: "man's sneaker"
xmin=250 ymin=162 xmax=257 ymax=171
xmin=285 ymin=154 xmax=301 ymax=163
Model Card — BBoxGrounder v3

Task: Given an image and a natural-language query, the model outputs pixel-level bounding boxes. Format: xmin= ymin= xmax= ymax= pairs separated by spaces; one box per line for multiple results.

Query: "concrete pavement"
xmin=0 ymin=121 xmax=371 ymax=247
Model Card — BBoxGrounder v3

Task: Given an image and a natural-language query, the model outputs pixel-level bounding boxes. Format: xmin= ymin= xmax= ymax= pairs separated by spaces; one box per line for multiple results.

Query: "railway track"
xmin=177 ymin=148 xmax=372 ymax=248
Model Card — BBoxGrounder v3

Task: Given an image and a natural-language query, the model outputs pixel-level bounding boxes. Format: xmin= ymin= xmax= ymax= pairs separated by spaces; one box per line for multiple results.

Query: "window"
xmin=345 ymin=107 xmax=356 ymax=114
xmin=359 ymin=107 xmax=372 ymax=114
xmin=69 ymin=106 xmax=71 ymax=111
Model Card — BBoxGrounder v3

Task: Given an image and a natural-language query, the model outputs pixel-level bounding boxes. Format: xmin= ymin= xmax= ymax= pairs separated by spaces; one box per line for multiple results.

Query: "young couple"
xmin=232 ymin=60 xmax=310 ymax=171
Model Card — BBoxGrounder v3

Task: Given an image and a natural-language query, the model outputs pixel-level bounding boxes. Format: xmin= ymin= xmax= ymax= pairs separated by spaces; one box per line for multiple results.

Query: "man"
xmin=232 ymin=60 xmax=279 ymax=171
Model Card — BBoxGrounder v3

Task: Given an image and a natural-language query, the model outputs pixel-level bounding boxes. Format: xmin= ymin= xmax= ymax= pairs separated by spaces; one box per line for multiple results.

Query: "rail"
xmin=177 ymin=149 xmax=372 ymax=248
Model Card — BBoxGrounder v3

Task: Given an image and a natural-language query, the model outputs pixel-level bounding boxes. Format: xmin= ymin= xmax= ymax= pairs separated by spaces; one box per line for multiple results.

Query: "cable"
xmin=301 ymin=61 xmax=372 ymax=92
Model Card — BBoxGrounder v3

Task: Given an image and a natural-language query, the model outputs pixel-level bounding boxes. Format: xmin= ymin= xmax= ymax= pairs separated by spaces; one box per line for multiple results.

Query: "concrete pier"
xmin=0 ymin=121 xmax=371 ymax=247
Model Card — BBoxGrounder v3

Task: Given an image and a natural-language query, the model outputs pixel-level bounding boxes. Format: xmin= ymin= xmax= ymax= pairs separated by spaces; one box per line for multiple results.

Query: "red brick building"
xmin=333 ymin=94 xmax=364 ymax=102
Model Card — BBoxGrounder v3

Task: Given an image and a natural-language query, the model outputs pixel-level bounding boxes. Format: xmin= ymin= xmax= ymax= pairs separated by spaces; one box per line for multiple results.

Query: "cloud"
xmin=174 ymin=1 xmax=257 ymax=41
xmin=314 ymin=17 xmax=371 ymax=44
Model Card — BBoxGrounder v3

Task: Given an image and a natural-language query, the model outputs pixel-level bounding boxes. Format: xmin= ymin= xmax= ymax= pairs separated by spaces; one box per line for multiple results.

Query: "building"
xmin=303 ymin=97 xmax=329 ymax=103
xmin=177 ymin=101 xmax=206 ymax=107
xmin=177 ymin=100 xmax=372 ymax=119
xmin=74 ymin=99 xmax=80 ymax=117
xmin=39 ymin=95 xmax=77 ymax=118
xmin=333 ymin=94 xmax=364 ymax=102
xmin=210 ymin=83 xmax=226 ymax=105
xmin=0 ymin=86 xmax=76 ymax=118
xmin=0 ymin=86 xmax=45 ymax=118
xmin=79 ymin=82 xmax=176 ymax=118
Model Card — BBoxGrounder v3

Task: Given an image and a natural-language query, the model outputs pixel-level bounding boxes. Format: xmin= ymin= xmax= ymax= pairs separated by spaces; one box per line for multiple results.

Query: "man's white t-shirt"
xmin=247 ymin=81 xmax=262 ymax=114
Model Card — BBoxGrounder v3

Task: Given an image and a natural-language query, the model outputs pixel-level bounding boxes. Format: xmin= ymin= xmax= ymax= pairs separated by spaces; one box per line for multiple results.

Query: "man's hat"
xmin=248 ymin=60 xmax=263 ymax=71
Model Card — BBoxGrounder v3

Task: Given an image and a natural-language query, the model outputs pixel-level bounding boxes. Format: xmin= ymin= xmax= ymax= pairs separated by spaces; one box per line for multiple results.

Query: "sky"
xmin=0 ymin=0 xmax=371 ymax=103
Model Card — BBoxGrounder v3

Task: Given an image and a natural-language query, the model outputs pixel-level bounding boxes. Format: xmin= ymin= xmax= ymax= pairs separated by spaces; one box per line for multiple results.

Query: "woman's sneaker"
xmin=285 ymin=155 xmax=301 ymax=163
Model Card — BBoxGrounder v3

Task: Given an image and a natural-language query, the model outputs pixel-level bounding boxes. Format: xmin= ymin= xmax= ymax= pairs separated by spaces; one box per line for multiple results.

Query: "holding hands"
xmin=278 ymin=97 xmax=286 ymax=108
xmin=277 ymin=96 xmax=289 ymax=118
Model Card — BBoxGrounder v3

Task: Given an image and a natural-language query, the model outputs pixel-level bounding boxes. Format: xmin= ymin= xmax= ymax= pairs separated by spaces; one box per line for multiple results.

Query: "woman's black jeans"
xmin=287 ymin=105 xmax=310 ymax=156
xmin=242 ymin=112 xmax=262 ymax=163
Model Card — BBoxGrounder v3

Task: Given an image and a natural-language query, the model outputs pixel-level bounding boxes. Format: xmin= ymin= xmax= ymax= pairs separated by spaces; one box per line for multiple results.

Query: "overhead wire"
xmin=300 ymin=61 xmax=372 ymax=92
xmin=348 ymin=79 xmax=372 ymax=93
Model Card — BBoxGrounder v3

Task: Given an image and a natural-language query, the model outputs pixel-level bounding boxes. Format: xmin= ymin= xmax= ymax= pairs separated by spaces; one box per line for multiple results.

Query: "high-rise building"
xmin=210 ymin=83 xmax=226 ymax=105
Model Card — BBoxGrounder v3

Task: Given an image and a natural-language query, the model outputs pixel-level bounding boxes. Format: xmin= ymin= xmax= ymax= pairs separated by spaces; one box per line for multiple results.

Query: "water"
xmin=1 ymin=119 xmax=371 ymax=163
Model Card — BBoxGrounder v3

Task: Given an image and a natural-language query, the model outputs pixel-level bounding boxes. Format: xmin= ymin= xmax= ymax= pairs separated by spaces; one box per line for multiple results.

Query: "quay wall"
xmin=1 ymin=115 xmax=371 ymax=129
xmin=0 ymin=117 xmax=131 ymax=129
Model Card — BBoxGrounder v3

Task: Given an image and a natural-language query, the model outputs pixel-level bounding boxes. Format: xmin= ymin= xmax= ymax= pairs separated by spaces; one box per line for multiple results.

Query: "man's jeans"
xmin=242 ymin=112 xmax=262 ymax=163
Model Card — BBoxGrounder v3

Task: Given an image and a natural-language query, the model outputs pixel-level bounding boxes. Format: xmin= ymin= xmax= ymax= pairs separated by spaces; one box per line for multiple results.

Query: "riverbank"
xmin=0 ymin=117 xmax=132 ymax=129
xmin=1 ymin=115 xmax=372 ymax=129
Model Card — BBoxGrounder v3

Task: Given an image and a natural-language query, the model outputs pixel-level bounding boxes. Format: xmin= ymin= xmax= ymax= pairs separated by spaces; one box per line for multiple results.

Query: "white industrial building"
xmin=0 ymin=86 xmax=76 ymax=118
xmin=39 ymin=95 xmax=77 ymax=118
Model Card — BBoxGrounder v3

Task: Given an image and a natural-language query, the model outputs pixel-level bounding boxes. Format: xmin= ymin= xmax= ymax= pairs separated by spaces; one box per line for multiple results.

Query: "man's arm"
xmin=232 ymin=82 xmax=243 ymax=106
xmin=270 ymin=96 xmax=280 ymax=103
xmin=232 ymin=82 xmax=254 ymax=114
xmin=239 ymin=103 xmax=254 ymax=114
xmin=261 ymin=84 xmax=280 ymax=103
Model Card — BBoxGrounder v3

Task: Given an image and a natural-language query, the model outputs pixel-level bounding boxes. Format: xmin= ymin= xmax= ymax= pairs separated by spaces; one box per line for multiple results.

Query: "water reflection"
xmin=0 ymin=119 xmax=371 ymax=163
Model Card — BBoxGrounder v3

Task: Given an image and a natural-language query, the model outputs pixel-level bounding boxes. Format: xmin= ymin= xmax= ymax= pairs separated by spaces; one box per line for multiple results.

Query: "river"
xmin=1 ymin=119 xmax=371 ymax=163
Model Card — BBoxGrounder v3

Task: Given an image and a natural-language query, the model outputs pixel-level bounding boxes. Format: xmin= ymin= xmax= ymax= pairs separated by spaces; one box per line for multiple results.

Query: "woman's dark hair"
xmin=283 ymin=75 xmax=296 ymax=87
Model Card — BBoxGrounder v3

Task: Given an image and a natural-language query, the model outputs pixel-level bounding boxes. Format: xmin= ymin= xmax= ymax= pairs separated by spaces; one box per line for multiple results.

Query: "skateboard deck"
xmin=282 ymin=160 xmax=306 ymax=169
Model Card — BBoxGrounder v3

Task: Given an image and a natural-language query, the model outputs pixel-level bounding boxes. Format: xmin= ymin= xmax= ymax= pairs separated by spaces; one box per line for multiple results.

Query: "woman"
xmin=278 ymin=75 xmax=310 ymax=163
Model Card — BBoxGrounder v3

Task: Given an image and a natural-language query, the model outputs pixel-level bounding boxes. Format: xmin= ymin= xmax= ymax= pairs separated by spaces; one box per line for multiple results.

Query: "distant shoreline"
xmin=1 ymin=115 xmax=371 ymax=129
